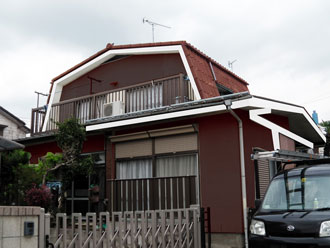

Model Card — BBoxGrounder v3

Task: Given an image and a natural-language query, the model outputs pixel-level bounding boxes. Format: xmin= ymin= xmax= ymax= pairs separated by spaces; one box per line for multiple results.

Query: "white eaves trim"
xmin=231 ymin=97 xmax=325 ymax=143
xmin=86 ymin=104 xmax=227 ymax=132
xmin=42 ymin=45 xmax=201 ymax=132
xmin=249 ymin=108 xmax=313 ymax=149
xmin=86 ymin=96 xmax=324 ymax=150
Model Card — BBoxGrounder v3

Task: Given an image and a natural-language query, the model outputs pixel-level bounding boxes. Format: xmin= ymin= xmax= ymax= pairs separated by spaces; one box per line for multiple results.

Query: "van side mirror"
xmin=255 ymin=199 xmax=262 ymax=210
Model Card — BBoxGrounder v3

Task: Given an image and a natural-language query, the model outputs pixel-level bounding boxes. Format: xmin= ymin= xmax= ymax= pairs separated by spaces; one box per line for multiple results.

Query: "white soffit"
xmin=43 ymin=45 xmax=201 ymax=132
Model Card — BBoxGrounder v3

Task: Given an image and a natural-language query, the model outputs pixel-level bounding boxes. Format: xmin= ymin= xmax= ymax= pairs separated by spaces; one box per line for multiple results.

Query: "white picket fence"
xmin=44 ymin=206 xmax=201 ymax=248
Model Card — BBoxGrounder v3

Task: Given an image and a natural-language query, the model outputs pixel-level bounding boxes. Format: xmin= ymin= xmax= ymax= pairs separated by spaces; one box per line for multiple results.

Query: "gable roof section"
xmin=47 ymin=41 xmax=249 ymax=103
xmin=0 ymin=106 xmax=30 ymax=133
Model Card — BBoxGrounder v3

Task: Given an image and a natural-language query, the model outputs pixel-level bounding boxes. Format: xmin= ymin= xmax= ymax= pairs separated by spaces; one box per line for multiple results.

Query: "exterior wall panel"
xmin=199 ymin=114 xmax=243 ymax=233
xmin=60 ymin=54 xmax=186 ymax=101
xmin=198 ymin=110 xmax=275 ymax=234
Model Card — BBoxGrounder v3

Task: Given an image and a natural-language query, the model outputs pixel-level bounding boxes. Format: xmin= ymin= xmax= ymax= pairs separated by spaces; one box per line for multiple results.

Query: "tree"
xmin=38 ymin=118 xmax=94 ymax=212
xmin=40 ymin=118 xmax=94 ymax=184
xmin=320 ymin=121 xmax=330 ymax=156
xmin=0 ymin=150 xmax=40 ymax=205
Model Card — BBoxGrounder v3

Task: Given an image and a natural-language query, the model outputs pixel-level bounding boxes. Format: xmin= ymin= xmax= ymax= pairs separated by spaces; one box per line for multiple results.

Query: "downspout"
xmin=224 ymin=99 xmax=249 ymax=248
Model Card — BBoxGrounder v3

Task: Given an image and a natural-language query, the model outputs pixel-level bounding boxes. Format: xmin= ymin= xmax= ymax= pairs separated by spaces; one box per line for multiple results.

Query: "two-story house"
xmin=18 ymin=41 xmax=325 ymax=247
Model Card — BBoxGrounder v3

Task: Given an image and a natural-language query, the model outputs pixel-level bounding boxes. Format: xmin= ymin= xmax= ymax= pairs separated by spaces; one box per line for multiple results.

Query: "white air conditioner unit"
xmin=103 ymin=101 xmax=125 ymax=117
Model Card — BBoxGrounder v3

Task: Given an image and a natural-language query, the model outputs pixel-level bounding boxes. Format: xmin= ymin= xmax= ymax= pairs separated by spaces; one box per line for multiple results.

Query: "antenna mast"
xmin=228 ymin=59 xmax=237 ymax=72
xmin=143 ymin=18 xmax=171 ymax=42
xmin=34 ymin=91 xmax=48 ymax=108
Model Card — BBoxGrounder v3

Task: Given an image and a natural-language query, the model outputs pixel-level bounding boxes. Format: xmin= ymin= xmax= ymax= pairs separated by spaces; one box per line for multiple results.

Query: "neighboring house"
xmin=18 ymin=41 xmax=325 ymax=247
xmin=0 ymin=106 xmax=29 ymax=140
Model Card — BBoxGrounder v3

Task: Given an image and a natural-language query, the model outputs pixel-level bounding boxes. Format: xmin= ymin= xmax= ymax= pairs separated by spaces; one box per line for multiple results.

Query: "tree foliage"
xmin=25 ymin=184 xmax=52 ymax=211
xmin=320 ymin=121 xmax=330 ymax=157
xmin=39 ymin=118 xmax=94 ymax=186
xmin=0 ymin=150 xmax=40 ymax=205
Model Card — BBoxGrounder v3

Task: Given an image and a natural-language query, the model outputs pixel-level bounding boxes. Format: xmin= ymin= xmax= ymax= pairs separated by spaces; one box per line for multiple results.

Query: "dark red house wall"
xmin=60 ymin=54 xmax=186 ymax=101
xmin=199 ymin=114 xmax=242 ymax=233
xmin=25 ymin=134 xmax=105 ymax=163
xmin=198 ymin=110 xmax=275 ymax=233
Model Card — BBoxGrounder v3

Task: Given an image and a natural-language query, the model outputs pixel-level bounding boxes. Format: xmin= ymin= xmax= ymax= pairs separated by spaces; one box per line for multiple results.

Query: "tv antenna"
xmin=228 ymin=59 xmax=237 ymax=72
xmin=143 ymin=18 xmax=171 ymax=43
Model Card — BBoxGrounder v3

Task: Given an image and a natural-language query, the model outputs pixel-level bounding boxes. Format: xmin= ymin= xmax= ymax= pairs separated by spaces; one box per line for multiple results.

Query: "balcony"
xmin=107 ymin=175 xmax=197 ymax=212
xmin=31 ymin=74 xmax=196 ymax=135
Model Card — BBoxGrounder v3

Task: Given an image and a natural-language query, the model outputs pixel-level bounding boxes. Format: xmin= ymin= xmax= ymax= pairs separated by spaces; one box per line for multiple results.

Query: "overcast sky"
xmin=1 ymin=0 xmax=330 ymax=128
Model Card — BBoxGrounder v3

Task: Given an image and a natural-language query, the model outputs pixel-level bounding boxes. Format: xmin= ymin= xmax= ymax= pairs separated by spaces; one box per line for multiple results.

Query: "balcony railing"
xmin=31 ymin=74 xmax=196 ymax=135
xmin=107 ymin=175 xmax=197 ymax=212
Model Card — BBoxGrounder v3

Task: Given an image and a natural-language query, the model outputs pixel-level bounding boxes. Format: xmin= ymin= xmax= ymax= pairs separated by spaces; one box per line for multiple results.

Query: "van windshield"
xmin=262 ymin=174 xmax=330 ymax=211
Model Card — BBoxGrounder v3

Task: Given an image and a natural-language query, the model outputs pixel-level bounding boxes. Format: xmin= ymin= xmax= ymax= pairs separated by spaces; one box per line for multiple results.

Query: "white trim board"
xmin=86 ymin=104 xmax=227 ymax=131
xmin=86 ymin=96 xmax=324 ymax=149
xmin=231 ymin=97 xmax=325 ymax=143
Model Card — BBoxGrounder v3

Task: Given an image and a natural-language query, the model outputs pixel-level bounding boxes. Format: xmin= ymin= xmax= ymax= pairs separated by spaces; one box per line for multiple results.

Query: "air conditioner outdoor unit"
xmin=103 ymin=101 xmax=125 ymax=117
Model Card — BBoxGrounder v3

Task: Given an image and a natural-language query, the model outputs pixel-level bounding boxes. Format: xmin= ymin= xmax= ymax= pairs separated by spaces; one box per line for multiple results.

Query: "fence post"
xmin=86 ymin=213 xmax=97 ymax=248
xmin=72 ymin=213 xmax=82 ymax=248
xmin=200 ymin=207 xmax=206 ymax=248
xmin=207 ymin=207 xmax=211 ymax=248
xmin=169 ymin=210 xmax=174 ymax=248
xmin=151 ymin=211 xmax=157 ymax=248
xmin=193 ymin=208 xmax=199 ymax=248
xmin=39 ymin=208 xmax=45 ymax=248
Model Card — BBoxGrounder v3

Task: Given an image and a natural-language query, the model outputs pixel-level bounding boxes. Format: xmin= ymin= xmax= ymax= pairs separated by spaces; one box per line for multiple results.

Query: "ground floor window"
xmin=116 ymin=158 xmax=152 ymax=179
xmin=156 ymin=154 xmax=197 ymax=177
xmin=116 ymin=153 xmax=197 ymax=179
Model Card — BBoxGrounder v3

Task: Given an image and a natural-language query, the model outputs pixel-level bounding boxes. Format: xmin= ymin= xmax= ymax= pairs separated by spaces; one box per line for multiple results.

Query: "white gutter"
xmin=42 ymin=45 xmax=201 ymax=132
xmin=224 ymin=100 xmax=249 ymax=248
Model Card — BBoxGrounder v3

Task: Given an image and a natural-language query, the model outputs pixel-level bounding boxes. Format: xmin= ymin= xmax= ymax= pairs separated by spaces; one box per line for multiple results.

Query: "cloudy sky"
xmin=1 ymin=0 xmax=330 ymax=128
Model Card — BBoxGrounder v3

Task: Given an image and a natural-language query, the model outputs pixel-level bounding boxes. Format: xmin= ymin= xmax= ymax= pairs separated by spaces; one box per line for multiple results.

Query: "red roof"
xmin=48 ymin=41 xmax=249 ymax=102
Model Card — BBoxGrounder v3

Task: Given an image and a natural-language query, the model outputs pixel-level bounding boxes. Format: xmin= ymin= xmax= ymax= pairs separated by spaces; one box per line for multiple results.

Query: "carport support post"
xmin=0 ymin=153 xmax=1 ymax=201
xmin=225 ymin=100 xmax=249 ymax=248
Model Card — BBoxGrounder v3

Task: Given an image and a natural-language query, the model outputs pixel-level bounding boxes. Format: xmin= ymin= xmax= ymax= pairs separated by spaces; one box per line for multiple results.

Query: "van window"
xmin=262 ymin=175 xmax=330 ymax=211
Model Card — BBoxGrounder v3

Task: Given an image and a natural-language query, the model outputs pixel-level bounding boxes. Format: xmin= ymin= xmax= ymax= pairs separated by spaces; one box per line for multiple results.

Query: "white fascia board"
xmin=42 ymin=45 xmax=201 ymax=131
xmin=249 ymin=107 xmax=314 ymax=149
xmin=86 ymin=104 xmax=227 ymax=132
xmin=231 ymin=97 xmax=325 ymax=143
xmin=178 ymin=46 xmax=201 ymax=100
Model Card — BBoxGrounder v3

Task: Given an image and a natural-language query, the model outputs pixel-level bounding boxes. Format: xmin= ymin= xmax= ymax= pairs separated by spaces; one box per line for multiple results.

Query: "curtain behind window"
xmin=116 ymin=158 xmax=152 ymax=179
xmin=156 ymin=154 xmax=197 ymax=177
xmin=127 ymin=83 xmax=163 ymax=112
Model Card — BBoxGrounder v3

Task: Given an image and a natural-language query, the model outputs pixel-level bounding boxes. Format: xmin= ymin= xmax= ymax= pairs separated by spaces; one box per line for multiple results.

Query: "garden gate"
xmin=44 ymin=206 xmax=201 ymax=248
